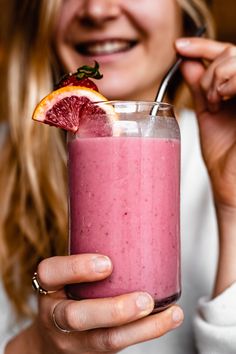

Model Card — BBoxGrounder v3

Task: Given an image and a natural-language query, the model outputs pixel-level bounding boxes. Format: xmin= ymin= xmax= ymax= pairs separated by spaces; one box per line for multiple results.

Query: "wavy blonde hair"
xmin=0 ymin=0 xmax=214 ymax=318
xmin=0 ymin=0 xmax=66 ymax=318
xmin=171 ymin=0 xmax=215 ymax=106
xmin=179 ymin=0 xmax=214 ymax=36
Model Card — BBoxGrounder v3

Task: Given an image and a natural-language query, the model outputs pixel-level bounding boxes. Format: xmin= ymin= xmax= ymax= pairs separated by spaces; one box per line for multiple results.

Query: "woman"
xmin=0 ymin=0 xmax=236 ymax=353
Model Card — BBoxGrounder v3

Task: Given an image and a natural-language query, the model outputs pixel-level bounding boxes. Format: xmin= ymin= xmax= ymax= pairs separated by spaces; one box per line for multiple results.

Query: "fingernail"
xmin=93 ymin=256 xmax=111 ymax=273
xmin=217 ymin=83 xmax=226 ymax=92
xmin=136 ymin=293 xmax=154 ymax=311
xmin=175 ymin=39 xmax=191 ymax=48
xmin=172 ymin=308 xmax=184 ymax=326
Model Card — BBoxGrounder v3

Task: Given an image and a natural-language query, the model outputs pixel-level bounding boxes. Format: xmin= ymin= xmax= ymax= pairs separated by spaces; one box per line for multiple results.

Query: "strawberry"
xmin=56 ymin=61 xmax=103 ymax=91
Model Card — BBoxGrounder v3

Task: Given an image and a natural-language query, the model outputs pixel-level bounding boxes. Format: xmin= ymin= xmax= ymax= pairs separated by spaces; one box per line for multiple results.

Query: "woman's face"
xmin=54 ymin=0 xmax=182 ymax=101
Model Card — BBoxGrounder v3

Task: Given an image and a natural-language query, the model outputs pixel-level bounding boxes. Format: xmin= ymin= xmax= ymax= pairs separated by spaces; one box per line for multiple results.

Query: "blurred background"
xmin=211 ymin=0 xmax=236 ymax=43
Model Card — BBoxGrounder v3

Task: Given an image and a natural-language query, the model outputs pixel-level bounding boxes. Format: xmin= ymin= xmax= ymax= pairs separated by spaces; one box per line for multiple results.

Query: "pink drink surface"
xmin=67 ymin=136 xmax=180 ymax=307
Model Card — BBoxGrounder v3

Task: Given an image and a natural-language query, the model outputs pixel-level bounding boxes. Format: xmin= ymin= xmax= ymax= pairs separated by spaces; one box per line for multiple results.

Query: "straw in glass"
xmin=151 ymin=26 xmax=206 ymax=116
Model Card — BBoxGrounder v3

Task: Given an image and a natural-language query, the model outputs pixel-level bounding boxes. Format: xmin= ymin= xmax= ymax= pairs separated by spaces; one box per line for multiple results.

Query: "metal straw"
xmin=151 ymin=26 xmax=206 ymax=116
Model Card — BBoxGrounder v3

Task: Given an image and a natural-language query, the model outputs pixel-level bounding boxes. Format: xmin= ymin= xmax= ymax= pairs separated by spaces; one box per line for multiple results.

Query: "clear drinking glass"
xmin=66 ymin=101 xmax=181 ymax=312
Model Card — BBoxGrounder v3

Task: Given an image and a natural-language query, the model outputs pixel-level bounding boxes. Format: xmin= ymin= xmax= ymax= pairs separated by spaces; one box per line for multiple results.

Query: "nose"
xmin=79 ymin=0 xmax=121 ymax=26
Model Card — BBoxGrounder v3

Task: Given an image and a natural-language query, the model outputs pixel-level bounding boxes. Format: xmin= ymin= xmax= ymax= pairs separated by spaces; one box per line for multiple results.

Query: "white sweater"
xmin=0 ymin=110 xmax=236 ymax=353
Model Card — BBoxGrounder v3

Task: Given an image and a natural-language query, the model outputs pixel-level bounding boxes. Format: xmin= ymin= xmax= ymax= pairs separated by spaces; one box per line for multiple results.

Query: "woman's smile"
xmin=55 ymin=0 xmax=182 ymax=100
xmin=75 ymin=38 xmax=138 ymax=57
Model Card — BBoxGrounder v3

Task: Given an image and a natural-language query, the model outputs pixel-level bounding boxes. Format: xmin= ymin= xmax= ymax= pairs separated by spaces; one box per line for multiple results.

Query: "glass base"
xmin=152 ymin=291 xmax=181 ymax=313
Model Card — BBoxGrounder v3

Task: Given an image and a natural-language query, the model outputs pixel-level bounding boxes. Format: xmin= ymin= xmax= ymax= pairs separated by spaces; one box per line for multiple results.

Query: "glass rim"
xmin=94 ymin=100 xmax=174 ymax=110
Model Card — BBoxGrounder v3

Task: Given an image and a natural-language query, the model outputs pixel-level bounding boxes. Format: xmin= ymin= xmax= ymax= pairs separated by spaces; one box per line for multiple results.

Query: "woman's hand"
xmin=175 ymin=38 xmax=236 ymax=209
xmin=175 ymin=38 xmax=236 ymax=297
xmin=7 ymin=255 xmax=183 ymax=354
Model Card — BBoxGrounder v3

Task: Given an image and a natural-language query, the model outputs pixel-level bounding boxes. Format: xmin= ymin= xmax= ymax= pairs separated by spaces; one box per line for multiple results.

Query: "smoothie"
xmin=67 ymin=135 xmax=181 ymax=310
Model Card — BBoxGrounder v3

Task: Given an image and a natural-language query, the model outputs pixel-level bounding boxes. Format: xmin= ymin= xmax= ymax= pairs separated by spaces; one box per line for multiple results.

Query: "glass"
xmin=66 ymin=101 xmax=181 ymax=312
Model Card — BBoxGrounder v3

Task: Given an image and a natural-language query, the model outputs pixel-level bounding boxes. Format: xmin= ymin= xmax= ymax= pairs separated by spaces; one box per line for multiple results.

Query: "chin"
xmin=97 ymin=85 xmax=133 ymax=101
xmin=96 ymin=77 xmax=138 ymax=101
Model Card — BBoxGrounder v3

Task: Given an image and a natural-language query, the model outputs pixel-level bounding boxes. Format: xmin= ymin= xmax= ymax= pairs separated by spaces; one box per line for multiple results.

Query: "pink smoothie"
xmin=67 ymin=136 xmax=181 ymax=310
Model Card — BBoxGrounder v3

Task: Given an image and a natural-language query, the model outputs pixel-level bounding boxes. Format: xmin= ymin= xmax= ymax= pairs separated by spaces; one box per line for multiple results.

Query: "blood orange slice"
xmin=32 ymin=86 xmax=116 ymax=136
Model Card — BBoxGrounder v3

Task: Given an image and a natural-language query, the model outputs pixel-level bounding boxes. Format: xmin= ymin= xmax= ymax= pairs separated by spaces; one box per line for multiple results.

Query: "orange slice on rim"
xmin=32 ymin=86 xmax=117 ymax=136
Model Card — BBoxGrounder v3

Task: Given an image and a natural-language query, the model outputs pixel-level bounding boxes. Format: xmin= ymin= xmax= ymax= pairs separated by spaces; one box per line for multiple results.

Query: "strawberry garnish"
xmin=56 ymin=61 xmax=103 ymax=91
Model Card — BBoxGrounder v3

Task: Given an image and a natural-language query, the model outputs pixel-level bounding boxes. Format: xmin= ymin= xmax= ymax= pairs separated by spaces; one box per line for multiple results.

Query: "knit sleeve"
xmin=0 ymin=333 xmax=15 ymax=354
xmin=193 ymin=282 xmax=236 ymax=354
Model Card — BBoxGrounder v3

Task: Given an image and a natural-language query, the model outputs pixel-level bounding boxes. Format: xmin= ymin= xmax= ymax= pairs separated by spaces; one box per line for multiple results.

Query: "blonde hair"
xmin=0 ymin=0 xmax=67 ymax=318
xmin=172 ymin=0 xmax=215 ymax=107
xmin=0 ymin=0 xmax=214 ymax=318
xmin=178 ymin=0 xmax=214 ymax=37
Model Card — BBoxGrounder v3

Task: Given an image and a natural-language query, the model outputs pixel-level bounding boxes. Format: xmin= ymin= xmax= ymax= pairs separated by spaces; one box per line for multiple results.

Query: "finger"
xmin=181 ymin=60 xmax=223 ymax=113
xmin=207 ymin=57 xmax=236 ymax=104
xmin=175 ymin=38 xmax=235 ymax=61
xmin=218 ymin=74 xmax=236 ymax=97
xmin=200 ymin=54 xmax=231 ymax=93
xmin=201 ymin=53 xmax=236 ymax=94
xmin=86 ymin=306 xmax=184 ymax=352
xmin=53 ymin=292 xmax=154 ymax=332
xmin=37 ymin=254 xmax=112 ymax=291
xmin=201 ymin=56 xmax=230 ymax=105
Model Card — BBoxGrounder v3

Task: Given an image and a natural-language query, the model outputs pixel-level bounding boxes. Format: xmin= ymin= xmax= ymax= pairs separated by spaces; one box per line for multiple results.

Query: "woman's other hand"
xmin=176 ymin=38 xmax=236 ymax=297
xmin=7 ymin=255 xmax=183 ymax=354
xmin=176 ymin=38 xmax=236 ymax=209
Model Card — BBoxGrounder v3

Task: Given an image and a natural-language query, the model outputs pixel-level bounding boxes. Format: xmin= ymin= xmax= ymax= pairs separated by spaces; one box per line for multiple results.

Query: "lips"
xmin=75 ymin=39 xmax=138 ymax=56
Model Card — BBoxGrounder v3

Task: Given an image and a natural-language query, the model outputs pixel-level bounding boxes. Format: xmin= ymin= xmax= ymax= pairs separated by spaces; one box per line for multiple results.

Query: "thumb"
xmin=180 ymin=60 xmax=207 ymax=114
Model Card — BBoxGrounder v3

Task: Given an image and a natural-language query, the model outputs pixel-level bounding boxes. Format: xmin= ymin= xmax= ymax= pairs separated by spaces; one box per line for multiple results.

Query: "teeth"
xmin=85 ymin=41 xmax=131 ymax=55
